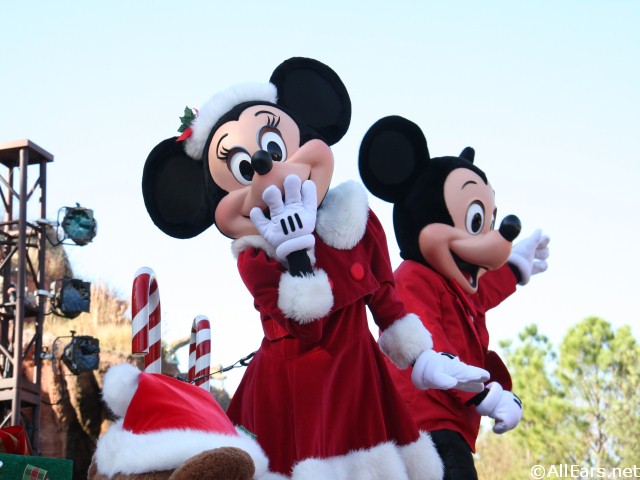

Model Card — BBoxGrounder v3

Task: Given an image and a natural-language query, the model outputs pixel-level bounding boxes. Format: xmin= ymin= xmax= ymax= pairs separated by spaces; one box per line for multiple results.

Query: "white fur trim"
xmin=258 ymin=473 xmax=290 ymax=480
xmin=185 ymin=82 xmax=278 ymax=159
xmin=399 ymin=432 xmax=444 ymax=480
xmin=292 ymin=441 xmax=408 ymax=480
xmin=278 ymin=270 xmax=333 ymax=323
xmin=102 ymin=363 xmax=140 ymax=418
xmin=378 ymin=314 xmax=433 ymax=369
xmin=291 ymin=434 xmax=443 ymax=480
xmin=231 ymin=235 xmax=316 ymax=266
xmin=232 ymin=235 xmax=277 ymax=259
xmin=95 ymin=422 xmax=269 ymax=478
xmin=230 ymin=181 xmax=368 ymax=260
xmin=316 ymin=181 xmax=369 ymax=250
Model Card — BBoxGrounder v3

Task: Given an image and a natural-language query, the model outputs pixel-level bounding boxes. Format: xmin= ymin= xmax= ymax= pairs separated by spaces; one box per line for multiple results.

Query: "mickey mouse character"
xmin=142 ymin=58 xmax=490 ymax=479
xmin=359 ymin=115 xmax=550 ymax=480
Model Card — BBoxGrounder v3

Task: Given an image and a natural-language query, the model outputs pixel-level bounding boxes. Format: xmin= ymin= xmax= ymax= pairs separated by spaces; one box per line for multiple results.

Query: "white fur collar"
xmin=316 ymin=180 xmax=369 ymax=250
xmin=232 ymin=235 xmax=276 ymax=259
xmin=232 ymin=181 xmax=369 ymax=256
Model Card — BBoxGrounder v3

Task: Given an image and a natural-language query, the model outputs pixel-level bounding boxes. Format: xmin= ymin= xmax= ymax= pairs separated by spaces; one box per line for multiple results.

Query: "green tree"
xmin=607 ymin=325 xmax=640 ymax=463
xmin=475 ymin=427 xmax=530 ymax=479
xmin=558 ymin=317 xmax=640 ymax=466
xmin=490 ymin=318 xmax=640 ymax=471
xmin=500 ymin=324 xmax=581 ymax=464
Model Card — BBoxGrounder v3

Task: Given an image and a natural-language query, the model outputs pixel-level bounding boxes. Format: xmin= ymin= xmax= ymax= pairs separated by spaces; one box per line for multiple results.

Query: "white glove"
xmin=508 ymin=228 xmax=550 ymax=285
xmin=476 ymin=381 xmax=523 ymax=434
xmin=411 ymin=350 xmax=490 ymax=392
xmin=250 ymin=175 xmax=317 ymax=261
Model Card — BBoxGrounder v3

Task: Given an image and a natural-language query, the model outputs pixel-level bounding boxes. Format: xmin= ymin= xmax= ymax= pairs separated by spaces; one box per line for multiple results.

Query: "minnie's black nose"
xmin=252 ymin=150 xmax=273 ymax=176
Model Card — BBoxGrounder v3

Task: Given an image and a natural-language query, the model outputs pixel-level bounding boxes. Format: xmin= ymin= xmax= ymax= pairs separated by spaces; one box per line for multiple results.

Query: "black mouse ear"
xmin=270 ymin=57 xmax=351 ymax=145
xmin=359 ymin=115 xmax=430 ymax=203
xmin=459 ymin=147 xmax=475 ymax=163
xmin=142 ymin=138 xmax=215 ymax=239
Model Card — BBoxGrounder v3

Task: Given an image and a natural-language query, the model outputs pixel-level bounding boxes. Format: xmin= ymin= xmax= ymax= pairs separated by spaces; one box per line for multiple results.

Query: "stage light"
xmin=52 ymin=278 xmax=91 ymax=319
xmin=60 ymin=333 xmax=100 ymax=375
xmin=60 ymin=204 xmax=97 ymax=246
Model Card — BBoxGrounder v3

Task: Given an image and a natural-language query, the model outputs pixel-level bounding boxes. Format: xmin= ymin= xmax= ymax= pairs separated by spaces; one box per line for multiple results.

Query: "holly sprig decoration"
xmin=178 ymin=106 xmax=197 ymax=133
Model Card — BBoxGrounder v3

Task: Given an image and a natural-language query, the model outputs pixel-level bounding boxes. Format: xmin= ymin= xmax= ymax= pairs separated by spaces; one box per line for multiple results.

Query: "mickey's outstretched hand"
xmin=250 ymin=175 xmax=317 ymax=261
xmin=508 ymin=229 xmax=550 ymax=285
xmin=411 ymin=349 xmax=490 ymax=392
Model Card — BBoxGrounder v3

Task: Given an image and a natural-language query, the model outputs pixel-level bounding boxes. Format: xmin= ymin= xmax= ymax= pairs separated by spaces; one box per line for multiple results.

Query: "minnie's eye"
xmin=260 ymin=131 xmax=287 ymax=162
xmin=228 ymin=150 xmax=254 ymax=186
xmin=465 ymin=202 xmax=485 ymax=235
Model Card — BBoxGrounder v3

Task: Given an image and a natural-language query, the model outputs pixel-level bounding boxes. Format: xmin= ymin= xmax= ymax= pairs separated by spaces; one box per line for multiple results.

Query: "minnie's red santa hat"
xmin=94 ymin=363 xmax=270 ymax=478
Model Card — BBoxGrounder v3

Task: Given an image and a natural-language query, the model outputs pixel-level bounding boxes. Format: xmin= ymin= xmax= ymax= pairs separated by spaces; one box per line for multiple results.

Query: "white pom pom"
xmin=102 ymin=363 xmax=141 ymax=418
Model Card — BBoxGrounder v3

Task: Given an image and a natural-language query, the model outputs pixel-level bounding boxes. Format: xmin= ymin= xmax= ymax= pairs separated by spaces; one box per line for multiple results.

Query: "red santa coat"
xmin=226 ymin=182 xmax=438 ymax=477
xmin=387 ymin=260 xmax=517 ymax=451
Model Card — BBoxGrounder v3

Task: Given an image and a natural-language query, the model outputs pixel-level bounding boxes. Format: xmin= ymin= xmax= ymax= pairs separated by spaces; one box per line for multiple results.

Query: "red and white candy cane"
xmin=131 ymin=267 xmax=162 ymax=374
xmin=188 ymin=315 xmax=211 ymax=390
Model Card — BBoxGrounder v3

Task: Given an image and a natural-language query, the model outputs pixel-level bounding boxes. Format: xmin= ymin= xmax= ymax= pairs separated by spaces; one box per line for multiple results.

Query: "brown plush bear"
xmin=88 ymin=363 xmax=284 ymax=480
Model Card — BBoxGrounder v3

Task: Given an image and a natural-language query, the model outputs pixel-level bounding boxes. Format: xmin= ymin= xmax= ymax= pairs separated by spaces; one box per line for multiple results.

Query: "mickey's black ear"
xmin=270 ymin=57 xmax=351 ymax=145
xmin=358 ymin=116 xmax=430 ymax=203
xmin=142 ymin=138 xmax=215 ymax=239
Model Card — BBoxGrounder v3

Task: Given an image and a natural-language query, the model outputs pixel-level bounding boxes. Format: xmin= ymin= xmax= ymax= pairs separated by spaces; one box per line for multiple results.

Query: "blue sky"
xmin=1 ymin=1 xmax=638 ymax=392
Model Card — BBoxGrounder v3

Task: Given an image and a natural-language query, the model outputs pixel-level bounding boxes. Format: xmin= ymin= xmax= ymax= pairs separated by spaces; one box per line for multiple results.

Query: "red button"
xmin=350 ymin=263 xmax=365 ymax=281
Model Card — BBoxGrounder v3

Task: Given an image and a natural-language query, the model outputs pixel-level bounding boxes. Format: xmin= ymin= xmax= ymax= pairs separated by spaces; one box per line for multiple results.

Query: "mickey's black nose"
xmin=499 ymin=215 xmax=521 ymax=242
xmin=252 ymin=150 xmax=273 ymax=176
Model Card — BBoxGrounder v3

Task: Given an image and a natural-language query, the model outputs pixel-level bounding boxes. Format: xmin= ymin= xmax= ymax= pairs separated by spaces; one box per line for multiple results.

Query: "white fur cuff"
xmin=278 ymin=269 xmax=333 ymax=323
xmin=399 ymin=432 xmax=444 ymax=480
xmin=378 ymin=314 xmax=433 ymax=369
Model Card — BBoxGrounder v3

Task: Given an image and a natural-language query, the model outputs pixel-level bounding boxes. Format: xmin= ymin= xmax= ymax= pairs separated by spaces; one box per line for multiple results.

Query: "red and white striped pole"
xmin=188 ymin=315 xmax=211 ymax=390
xmin=131 ymin=267 xmax=162 ymax=374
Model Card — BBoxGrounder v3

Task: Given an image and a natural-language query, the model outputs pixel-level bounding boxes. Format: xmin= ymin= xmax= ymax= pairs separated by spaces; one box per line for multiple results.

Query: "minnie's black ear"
xmin=270 ymin=57 xmax=351 ymax=145
xmin=142 ymin=138 xmax=215 ymax=239
xmin=359 ymin=116 xmax=430 ymax=203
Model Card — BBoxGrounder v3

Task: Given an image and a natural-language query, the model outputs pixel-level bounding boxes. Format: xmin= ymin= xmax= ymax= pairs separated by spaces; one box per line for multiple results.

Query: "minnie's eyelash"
xmin=218 ymin=115 xmax=279 ymax=160
xmin=218 ymin=146 xmax=230 ymax=161
xmin=266 ymin=115 xmax=280 ymax=128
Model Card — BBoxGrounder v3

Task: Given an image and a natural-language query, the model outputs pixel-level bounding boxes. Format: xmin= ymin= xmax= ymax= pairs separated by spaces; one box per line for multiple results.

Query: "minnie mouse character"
xmin=142 ymin=58 xmax=490 ymax=479
xmin=359 ymin=115 xmax=550 ymax=480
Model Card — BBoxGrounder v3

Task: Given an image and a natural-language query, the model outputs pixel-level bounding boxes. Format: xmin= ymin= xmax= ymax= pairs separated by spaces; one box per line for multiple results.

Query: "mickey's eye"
xmin=228 ymin=150 xmax=254 ymax=186
xmin=490 ymin=209 xmax=496 ymax=231
xmin=259 ymin=130 xmax=287 ymax=163
xmin=465 ymin=201 xmax=485 ymax=235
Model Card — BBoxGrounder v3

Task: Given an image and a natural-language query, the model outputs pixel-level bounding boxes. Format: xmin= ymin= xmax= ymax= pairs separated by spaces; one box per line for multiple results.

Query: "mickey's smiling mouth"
xmin=451 ymin=252 xmax=480 ymax=289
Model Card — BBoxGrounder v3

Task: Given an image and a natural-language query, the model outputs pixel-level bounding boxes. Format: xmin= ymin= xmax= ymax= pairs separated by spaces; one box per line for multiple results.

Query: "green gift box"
xmin=0 ymin=453 xmax=72 ymax=480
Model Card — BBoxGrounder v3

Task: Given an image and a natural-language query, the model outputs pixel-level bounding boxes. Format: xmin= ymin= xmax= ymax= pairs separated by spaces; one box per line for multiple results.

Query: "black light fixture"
xmin=52 ymin=277 xmax=91 ymax=319
xmin=58 ymin=331 xmax=100 ymax=375
xmin=59 ymin=203 xmax=97 ymax=246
